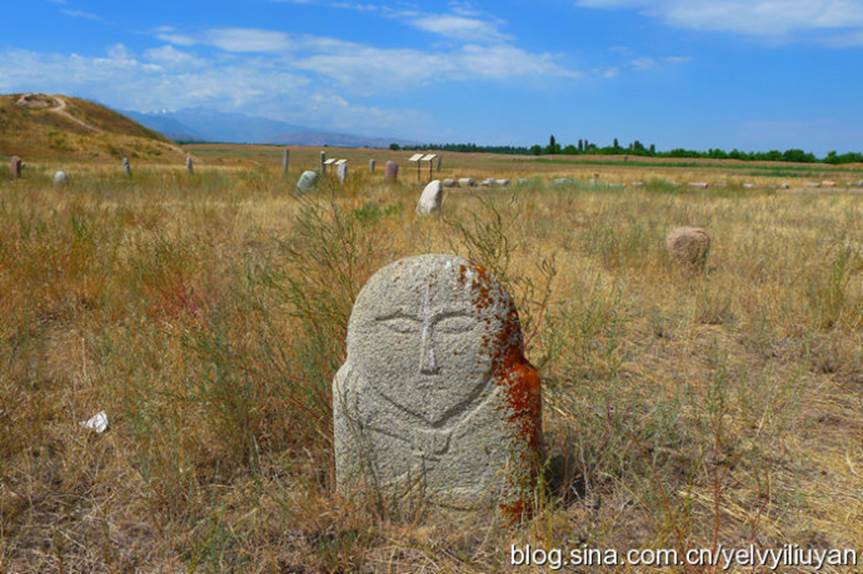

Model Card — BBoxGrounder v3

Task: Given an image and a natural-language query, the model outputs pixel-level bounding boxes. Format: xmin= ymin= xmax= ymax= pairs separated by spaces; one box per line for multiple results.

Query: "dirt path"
xmin=48 ymin=96 xmax=104 ymax=134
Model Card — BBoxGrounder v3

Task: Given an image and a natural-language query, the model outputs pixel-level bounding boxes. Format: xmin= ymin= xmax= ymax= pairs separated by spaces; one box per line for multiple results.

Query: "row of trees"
xmin=394 ymin=136 xmax=863 ymax=165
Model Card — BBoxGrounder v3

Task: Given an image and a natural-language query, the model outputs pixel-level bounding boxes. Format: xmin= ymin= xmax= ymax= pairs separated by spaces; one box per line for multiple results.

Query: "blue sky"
xmin=1 ymin=0 xmax=862 ymax=153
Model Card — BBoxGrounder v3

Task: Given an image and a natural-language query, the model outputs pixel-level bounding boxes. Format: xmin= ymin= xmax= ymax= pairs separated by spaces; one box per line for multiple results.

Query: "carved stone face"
xmin=347 ymin=254 xmax=509 ymax=427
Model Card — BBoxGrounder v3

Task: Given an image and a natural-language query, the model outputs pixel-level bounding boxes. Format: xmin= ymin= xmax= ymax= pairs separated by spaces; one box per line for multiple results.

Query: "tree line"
xmin=392 ymin=136 xmax=863 ymax=165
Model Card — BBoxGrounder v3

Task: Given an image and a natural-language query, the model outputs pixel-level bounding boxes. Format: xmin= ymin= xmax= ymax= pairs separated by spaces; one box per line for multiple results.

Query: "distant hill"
xmin=0 ymin=93 xmax=186 ymax=163
xmin=127 ymin=108 xmax=417 ymax=148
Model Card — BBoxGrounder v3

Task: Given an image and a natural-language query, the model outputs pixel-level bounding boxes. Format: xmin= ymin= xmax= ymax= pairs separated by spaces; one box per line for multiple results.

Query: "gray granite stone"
xmin=296 ymin=170 xmax=318 ymax=194
xmin=333 ymin=254 xmax=543 ymax=515
xmin=416 ymin=180 xmax=443 ymax=215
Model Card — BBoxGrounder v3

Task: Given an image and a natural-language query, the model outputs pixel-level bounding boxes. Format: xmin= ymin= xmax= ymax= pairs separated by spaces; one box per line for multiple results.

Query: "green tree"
xmin=389 ymin=143 xmax=401 ymax=151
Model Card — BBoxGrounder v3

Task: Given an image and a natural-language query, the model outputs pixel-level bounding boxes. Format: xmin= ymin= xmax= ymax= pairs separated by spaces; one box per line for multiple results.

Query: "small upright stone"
xmin=282 ymin=148 xmax=290 ymax=175
xmin=320 ymin=151 xmax=327 ymax=173
xmin=458 ymin=178 xmax=475 ymax=188
xmin=666 ymin=227 xmax=711 ymax=270
xmin=416 ymin=180 xmax=443 ymax=216
xmin=333 ymin=254 xmax=542 ymax=516
xmin=442 ymin=178 xmax=457 ymax=188
xmin=385 ymin=160 xmax=399 ymax=182
xmin=296 ymin=170 xmax=318 ymax=194
xmin=53 ymin=171 xmax=68 ymax=186
xmin=186 ymin=155 xmax=194 ymax=174
xmin=337 ymin=162 xmax=348 ymax=184
xmin=122 ymin=157 xmax=131 ymax=177
xmin=9 ymin=156 xmax=22 ymax=179
xmin=369 ymin=159 xmax=376 ymax=174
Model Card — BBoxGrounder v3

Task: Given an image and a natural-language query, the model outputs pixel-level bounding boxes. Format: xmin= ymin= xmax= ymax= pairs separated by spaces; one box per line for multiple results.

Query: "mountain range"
xmin=124 ymin=108 xmax=416 ymax=148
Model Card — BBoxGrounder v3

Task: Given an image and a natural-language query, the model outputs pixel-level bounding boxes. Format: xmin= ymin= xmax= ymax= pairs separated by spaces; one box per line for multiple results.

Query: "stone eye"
xmin=435 ymin=315 xmax=475 ymax=334
xmin=379 ymin=316 xmax=419 ymax=334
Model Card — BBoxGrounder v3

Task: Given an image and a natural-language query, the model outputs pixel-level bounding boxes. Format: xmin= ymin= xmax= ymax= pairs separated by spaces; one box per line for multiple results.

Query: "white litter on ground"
xmin=80 ymin=411 xmax=109 ymax=433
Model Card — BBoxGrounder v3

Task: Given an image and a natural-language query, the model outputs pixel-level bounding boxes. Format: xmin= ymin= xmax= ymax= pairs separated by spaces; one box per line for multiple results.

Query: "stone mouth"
xmin=374 ymin=374 xmax=494 ymax=428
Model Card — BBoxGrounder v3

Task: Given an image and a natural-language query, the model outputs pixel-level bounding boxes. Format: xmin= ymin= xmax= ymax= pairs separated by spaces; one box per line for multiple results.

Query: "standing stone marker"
xmin=53 ymin=171 xmax=68 ymax=186
xmin=122 ymin=157 xmax=131 ymax=178
xmin=9 ymin=156 xmax=22 ymax=179
xmin=296 ymin=170 xmax=318 ymax=194
xmin=333 ymin=254 xmax=543 ymax=515
xmin=320 ymin=151 xmax=327 ymax=174
xmin=436 ymin=156 xmax=443 ymax=171
xmin=416 ymin=180 xmax=444 ymax=216
xmin=385 ymin=160 xmax=399 ymax=182
xmin=337 ymin=161 xmax=348 ymax=184
xmin=186 ymin=155 xmax=194 ymax=174
xmin=369 ymin=159 xmax=377 ymax=174
xmin=282 ymin=148 xmax=290 ymax=175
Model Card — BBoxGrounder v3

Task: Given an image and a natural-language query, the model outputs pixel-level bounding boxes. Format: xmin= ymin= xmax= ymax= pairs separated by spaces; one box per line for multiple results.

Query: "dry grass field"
xmin=1 ymin=149 xmax=862 ymax=572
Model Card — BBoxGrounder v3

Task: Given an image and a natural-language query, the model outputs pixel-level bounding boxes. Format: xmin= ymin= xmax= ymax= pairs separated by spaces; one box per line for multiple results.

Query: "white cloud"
xmin=293 ymin=41 xmax=579 ymax=91
xmin=0 ymin=34 xmax=574 ymax=138
xmin=271 ymin=0 xmax=509 ymax=43
xmin=155 ymin=27 xmax=294 ymax=53
xmin=0 ymin=47 xmax=308 ymax=112
xmin=629 ymin=56 xmax=656 ymax=70
xmin=576 ymin=0 xmax=863 ymax=41
xmin=204 ymin=28 xmax=293 ymax=53
xmin=144 ymin=45 xmax=205 ymax=68
xmin=61 ymin=9 xmax=104 ymax=22
xmin=410 ymin=14 xmax=509 ymax=42
xmin=150 ymin=26 xmax=580 ymax=91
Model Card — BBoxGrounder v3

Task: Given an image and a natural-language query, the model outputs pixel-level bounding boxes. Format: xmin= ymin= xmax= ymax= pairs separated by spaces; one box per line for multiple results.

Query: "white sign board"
xmin=421 ymin=154 xmax=437 ymax=162
xmin=408 ymin=153 xmax=424 ymax=162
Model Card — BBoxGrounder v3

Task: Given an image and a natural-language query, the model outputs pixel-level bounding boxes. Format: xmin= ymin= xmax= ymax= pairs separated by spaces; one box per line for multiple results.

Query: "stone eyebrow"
xmin=431 ymin=307 xmax=475 ymax=319
xmin=375 ymin=310 xmax=421 ymax=320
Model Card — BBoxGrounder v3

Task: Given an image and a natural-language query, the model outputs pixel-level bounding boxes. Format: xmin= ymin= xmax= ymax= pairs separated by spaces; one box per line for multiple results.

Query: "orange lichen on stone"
xmin=460 ymin=260 xmax=544 ymax=522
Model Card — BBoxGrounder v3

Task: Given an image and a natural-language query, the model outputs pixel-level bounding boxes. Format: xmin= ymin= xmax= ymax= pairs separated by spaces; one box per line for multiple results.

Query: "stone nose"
xmin=419 ymin=324 xmax=440 ymax=375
